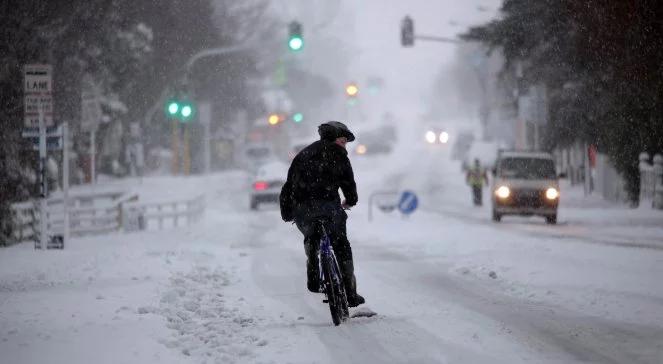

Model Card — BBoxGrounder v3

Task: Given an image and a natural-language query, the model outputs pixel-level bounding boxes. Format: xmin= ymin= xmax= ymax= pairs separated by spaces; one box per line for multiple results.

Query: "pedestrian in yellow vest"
xmin=466 ymin=159 xmax=488 ymax=206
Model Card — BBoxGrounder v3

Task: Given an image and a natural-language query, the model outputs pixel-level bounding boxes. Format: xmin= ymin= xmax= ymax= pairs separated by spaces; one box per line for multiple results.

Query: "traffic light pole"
xmin=183 ymin=44 xmax=256 ymax=87
xmin=401 ymin=16 xmax=489 ymax=139
xmin=415 ymin=35 xmax=461 ymax=44
xmin=144 ymin=42 xmax=259 ymax=175
xmin=171 ymin=120 xmax=179 ymax=174
xmin=179 ymin=43 xmax=258 ymax=175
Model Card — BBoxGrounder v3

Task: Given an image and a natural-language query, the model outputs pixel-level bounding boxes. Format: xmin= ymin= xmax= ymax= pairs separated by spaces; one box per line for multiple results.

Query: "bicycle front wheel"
xmin=322 ymin=255 xmax=343 ymax=326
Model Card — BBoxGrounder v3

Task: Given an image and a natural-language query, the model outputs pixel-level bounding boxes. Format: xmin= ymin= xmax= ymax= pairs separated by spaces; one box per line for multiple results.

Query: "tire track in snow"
xmin=421 ymin=202 xmax=663 ymax=251
xmin=364 ymin=246 xmax=663 ymax=364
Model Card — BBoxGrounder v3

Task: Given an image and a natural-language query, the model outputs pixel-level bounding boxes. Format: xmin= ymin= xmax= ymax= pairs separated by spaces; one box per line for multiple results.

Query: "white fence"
xmin=595 ymin=153 xmax=628 ymax=203
xmin=8 ymin=191 xmax=206 ymax=244
xmin=122 ymin=195 xmax=205 ymax=231
xmin=639 ymin=153 xmax=663 ymax=209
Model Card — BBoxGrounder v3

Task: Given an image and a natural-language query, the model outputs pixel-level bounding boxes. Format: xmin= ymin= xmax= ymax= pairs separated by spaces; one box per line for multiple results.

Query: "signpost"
xmin=368 ymin=190 xmax=419 ymax=222
xmin=24 ymin=65 xmax=54 ymax=249
xmin=24 ymin=65 xmax=53 ymax=128
xmin=81 ymin=75 xmax=101 ymax=184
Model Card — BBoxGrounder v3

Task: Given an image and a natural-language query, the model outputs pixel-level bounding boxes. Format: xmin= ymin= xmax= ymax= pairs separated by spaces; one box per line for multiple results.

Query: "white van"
xmin=491 ymin=150 xmax=560 ymax=224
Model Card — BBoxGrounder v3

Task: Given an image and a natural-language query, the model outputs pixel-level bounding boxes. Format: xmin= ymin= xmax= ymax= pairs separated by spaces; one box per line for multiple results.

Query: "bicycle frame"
xmin=318 ymin=224 xmax=342 ymax=288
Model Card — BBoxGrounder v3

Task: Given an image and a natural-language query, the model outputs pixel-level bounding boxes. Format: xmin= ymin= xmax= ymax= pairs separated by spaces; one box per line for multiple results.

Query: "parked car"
xmin=491 ymin=150 xmax=560 ymax=224
xmin=250 ymin=161 xmax=288 ymax=210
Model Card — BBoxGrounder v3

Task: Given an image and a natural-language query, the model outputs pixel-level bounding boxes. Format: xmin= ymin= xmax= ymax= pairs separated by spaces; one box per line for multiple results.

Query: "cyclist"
xmin=280 ymin=121 xmax=365 ymax=307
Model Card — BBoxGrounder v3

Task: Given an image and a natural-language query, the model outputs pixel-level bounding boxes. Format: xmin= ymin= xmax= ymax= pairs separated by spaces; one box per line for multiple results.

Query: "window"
xmin=499 ymin=157 xmax=556 ymax=179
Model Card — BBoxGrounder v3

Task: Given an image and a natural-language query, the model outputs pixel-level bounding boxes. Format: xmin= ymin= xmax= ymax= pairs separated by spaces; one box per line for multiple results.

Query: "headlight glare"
xmin=439 ymin=131 xmax=449 ymax=143
xmin=546 ymin=187 xmax=559 ymax=200
xmin=495 ymin=186 xmax=510 ymax=199
xmin=425 ymin=131 xmax=436 ymax=144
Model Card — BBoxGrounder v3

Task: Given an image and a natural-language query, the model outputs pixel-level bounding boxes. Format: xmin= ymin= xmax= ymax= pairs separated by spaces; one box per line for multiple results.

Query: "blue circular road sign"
xmin=398 ymin=190 xmax=419 ymax=214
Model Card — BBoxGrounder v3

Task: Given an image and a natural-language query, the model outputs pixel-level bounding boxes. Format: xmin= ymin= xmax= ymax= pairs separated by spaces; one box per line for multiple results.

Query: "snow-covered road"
xmin=2 ymin=135 xmax=663 ymax=363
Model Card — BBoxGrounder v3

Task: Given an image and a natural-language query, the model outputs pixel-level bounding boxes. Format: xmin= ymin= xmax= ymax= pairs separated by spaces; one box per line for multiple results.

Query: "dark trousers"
xmin=472 ymin=185 xmax=483 ymax=206
xmin=294 ymin=202 xmax=357 ymax=296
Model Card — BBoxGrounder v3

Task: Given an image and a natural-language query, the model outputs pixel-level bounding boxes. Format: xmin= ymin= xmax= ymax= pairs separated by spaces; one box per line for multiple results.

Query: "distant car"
xmin=241 ymin=143 xmax=276 ymax=172
xmin=250 ymin=161 xmax=288 ymax=210
xmin=353 ymin=126 xmax=395 ymax=156
xmin=491 ymin=150 xmax=560 ymax=224
xmin=424 ymin=126 xmax=450 ymax=145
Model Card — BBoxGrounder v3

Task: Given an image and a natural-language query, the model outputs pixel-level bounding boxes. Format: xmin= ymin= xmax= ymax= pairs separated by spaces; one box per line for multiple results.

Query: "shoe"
xmin=307 ymin=278 xmax=321 ymax=293
xmin=347 ymin=293 xmax=365 ymax=307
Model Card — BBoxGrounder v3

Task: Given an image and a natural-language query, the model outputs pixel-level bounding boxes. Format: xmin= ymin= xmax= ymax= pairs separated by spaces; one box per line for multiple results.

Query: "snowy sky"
xmin=347 ymin=0 xmax=501 ymax=108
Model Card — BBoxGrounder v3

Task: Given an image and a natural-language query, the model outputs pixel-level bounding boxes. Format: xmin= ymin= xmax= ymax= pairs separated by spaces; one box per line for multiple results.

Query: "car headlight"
xmin=425 ymin=131 xmax=437 ymax=144
xmin=495 ymin=186 xmax=510 ymax=199
xmin=545 ymin=187 xmax=559 ymax=200
xmin=356 ymin=144 xmax=367 ymax=155
xmin=439 ymin=132 xmax=449 ymax=144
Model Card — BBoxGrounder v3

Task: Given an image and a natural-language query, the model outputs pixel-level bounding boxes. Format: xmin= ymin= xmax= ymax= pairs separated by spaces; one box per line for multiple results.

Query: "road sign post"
xmin=63 ymin=122 xmax=69 ymax=247
xmin=24 ymin=64 xmax=53 ymax=249
xmin=38 ymin=108 xmax=47 ymax=249
xmin=81 ymin=75 xmax=101 ymax=184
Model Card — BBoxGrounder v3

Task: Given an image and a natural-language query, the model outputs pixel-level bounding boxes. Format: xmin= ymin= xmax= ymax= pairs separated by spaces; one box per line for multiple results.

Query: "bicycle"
xmin=317 ymin=220 xmax=350 ymax=326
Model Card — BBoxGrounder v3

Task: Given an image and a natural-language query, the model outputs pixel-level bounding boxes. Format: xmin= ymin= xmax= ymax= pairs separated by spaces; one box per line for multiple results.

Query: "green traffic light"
xmin=181 ymin=105 xmax=193 ymax=119
xmin=288 ymin=37 xmax=303 ymax=51
xmin=292 ymin=112 xmax=304 ymax=123
xmin=167 ymin=101 xmax=179 ymax=116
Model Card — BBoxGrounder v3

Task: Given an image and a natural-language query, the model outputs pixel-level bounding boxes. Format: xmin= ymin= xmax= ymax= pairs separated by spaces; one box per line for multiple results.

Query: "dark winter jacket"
xmin=280 ymin=140 xmax=358 ymax=222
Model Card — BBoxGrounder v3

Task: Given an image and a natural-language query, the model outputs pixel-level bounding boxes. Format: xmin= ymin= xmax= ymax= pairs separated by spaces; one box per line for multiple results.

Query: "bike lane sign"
xmin=398 ymin=190 xmax=418 ymax=215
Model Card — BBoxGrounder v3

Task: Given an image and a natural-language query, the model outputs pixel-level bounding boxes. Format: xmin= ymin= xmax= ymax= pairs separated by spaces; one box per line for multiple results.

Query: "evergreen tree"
xmin=464 ymin=0 xmax=663 ymax=204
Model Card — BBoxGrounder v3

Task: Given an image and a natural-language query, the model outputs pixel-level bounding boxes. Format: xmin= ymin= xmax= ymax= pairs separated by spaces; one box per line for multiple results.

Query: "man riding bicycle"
xmin=280 ymin=121 xmax=365 ymax=307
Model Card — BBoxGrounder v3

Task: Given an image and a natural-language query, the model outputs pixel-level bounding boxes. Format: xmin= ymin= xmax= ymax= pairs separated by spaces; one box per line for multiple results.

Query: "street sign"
xmin=398 ymin=190 xmax=419 ymax=215
xmin=26 ymin=136 xmax=63 ymax=151
xmin=21 ymin=125 xmax=62 ymax=138
xmin=24 ymin=64 xmax=53 ymax=128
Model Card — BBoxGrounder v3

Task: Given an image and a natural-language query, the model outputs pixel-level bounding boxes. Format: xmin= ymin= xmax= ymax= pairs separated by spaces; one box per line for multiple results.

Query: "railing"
xmin=368 ymin=190 xmax=400 ymax=222
xmin=640 ymin=153 xmax=656 ymax=201
xmin=122 ymin=195 xmax=205 ymax=231
xmin=639 ymin=152 xmax=663 ymax=209
xmin=47 ymin=203 xmax=123 ymax=236
xmin=10 ymin=201 xmax=39 ymax=243
xmin=8 ymin=191 xmax=206 ymax=245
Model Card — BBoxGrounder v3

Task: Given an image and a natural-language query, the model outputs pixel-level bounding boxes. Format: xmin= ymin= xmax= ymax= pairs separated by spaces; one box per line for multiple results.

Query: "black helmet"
xmin=318 ymin=121 xmax=355 ymax=142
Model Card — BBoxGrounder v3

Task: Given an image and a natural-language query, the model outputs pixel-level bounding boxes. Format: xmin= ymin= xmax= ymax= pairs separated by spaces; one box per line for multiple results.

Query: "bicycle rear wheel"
xmin=322 ymin=255 xmax=344 ymax=325
xmin=333 ymin=257 xmax=350 ymax=319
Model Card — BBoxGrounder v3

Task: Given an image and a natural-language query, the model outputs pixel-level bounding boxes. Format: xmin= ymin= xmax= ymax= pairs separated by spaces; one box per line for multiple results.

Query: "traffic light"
xmin=165 ymin=98 xmax=195 ymax=122
xmin=401 ymin=16 xmax=414 ymax=47
xmin=292 ymin=112 xmax=304 ymax=123
xmin=180 ymin=101 xmax=194 ymax=122
xmin=345 ymin=83 xmax=359 ymax=97
xmin=166 ymin=100 xmax=180 ymax=118
xmin=288 ymin=21 xmax=304 ymax=51
xmin=268 ymin=113 xmax=281 ymax=125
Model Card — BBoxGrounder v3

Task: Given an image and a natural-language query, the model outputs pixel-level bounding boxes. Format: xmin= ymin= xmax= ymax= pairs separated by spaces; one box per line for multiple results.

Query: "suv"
xmin=491 ymin=150 xmax=560 ymax=224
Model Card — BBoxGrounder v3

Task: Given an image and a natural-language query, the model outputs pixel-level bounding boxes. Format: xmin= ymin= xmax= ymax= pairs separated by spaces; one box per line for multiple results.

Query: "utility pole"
xmin=400 ymin=16 xmax=489 ymax=139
